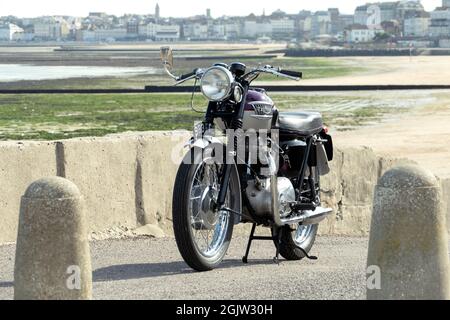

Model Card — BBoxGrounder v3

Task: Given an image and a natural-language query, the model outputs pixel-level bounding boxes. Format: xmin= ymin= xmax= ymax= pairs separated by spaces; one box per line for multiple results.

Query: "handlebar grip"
xmin=178 ymin=69 xmax=198 ymax=81
xmin=279 ymin=69 xmax=303 ymax=79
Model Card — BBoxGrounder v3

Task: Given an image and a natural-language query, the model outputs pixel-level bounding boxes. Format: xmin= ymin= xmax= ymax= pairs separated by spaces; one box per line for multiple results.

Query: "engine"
xmin=245 ymin=177 xmax=295 ymax=218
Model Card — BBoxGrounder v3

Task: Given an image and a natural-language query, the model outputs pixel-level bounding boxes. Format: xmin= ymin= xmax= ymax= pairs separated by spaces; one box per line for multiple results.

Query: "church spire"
xmin=155 ymin=3 xmax=160 ymax=20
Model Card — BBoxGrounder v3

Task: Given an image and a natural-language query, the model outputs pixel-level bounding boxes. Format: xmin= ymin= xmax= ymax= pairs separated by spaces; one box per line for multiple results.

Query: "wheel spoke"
xmin=187 ymin=157 xmax=231 ymax=258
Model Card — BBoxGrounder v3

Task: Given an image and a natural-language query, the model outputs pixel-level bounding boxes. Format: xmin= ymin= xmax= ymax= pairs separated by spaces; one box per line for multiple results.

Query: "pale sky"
xmin=0 ymin=0 xmax=444 ymax=18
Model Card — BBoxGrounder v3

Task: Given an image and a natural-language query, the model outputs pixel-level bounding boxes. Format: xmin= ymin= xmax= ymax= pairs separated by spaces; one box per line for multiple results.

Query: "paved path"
xmin=0 ymin=236 xmax=370 ymax=300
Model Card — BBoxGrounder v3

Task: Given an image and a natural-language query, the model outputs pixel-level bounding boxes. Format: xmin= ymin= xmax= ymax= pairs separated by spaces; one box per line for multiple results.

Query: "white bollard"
xmin=14 ymin=177 xmax=92 ymax=300
xmin=367 ymin=164 xmax=450 ymax=300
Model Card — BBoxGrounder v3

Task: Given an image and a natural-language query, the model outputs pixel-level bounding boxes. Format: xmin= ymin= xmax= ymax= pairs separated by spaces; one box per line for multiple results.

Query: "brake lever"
xmin=174 ymin=69 xmax=204 ymax=86
xmin=257 ymin=66 xmax=301 ymax=81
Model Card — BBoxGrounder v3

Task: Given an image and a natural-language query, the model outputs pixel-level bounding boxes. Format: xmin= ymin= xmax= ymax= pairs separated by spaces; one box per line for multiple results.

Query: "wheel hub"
xmin=199 ymin=186 xmax=219 ymax=230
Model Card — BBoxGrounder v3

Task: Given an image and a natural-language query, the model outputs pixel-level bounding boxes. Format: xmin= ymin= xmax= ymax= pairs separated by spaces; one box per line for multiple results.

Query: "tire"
xmin=273 ymin=224 xmax=318 ymax=261
xmin=274 ymin=165 xmax=320 ymax=260
xmin=172 ymin=146 xmax=241 ymax=271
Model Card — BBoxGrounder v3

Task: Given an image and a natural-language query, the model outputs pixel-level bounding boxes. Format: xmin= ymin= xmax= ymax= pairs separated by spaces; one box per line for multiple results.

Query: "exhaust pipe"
xmin=268 ymin=141 xmax=332 ymax=227
xmin=278 ymin=206 xmax=333 ymax=226
xmin=271 ymin=173 xmax=332 ymax=226
xmin=296 ymin=207 xmax=333 ymax=226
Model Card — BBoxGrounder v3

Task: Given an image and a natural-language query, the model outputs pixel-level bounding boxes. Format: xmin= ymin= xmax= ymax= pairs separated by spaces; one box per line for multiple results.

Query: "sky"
xmin=0 ymin=0 xmax=444 ymax=18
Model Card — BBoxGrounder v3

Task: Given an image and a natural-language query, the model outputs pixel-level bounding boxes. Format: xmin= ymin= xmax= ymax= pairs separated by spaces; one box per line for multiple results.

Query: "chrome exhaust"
xmin=278 ymin=207 xmax=333 ymax=226
xmin=295 ymin=207 xmax=333 ymax=226
xmin=271 ymin=174 xmax=332 ymax=226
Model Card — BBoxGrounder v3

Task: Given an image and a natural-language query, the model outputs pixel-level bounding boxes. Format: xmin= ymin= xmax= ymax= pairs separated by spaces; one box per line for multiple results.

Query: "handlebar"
xmin=178 ymin=69 xmax=199 ymax=81
xmin=171 ymin=65 xmax=302 ymax=85
xmin=242 ymin=65 xmax=302 ymax=82
xmin=279 ymin=69 xmax=303 ymax=79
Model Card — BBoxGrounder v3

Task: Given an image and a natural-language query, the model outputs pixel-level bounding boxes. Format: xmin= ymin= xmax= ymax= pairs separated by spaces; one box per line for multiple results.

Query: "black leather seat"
xmin=278 ymin=112 xmax=323 ymax=136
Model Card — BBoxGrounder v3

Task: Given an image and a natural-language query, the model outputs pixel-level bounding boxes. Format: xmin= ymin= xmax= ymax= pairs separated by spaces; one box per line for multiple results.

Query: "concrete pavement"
xmin=0 ymin=235 xmax=373 ymax=300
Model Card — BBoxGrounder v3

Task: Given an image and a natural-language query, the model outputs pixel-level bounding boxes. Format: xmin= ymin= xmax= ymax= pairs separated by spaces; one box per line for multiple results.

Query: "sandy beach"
xmin=334 ymin=90 xmax=450 ymax=178
xmin=258 ymin=56 xmax=450 ymax=86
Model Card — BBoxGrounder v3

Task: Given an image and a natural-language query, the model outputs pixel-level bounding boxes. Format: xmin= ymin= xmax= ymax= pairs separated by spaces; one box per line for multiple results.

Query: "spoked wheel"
xmin=272 ymin=223 xmax=318 ymax=261
xmin=172 ymin=147 xmax=241 ymax=271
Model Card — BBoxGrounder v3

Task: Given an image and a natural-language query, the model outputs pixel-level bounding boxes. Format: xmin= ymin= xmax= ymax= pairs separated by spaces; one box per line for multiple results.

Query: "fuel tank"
xmin=242 ymin=88 xmax=275 ymax=131
xmin=214 ymin=88 xmax=276 ymax=131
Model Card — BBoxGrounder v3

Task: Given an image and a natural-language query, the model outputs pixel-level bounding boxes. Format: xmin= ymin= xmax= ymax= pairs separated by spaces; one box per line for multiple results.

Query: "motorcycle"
xmin=160 ymin=47 xmax=334 ymax=271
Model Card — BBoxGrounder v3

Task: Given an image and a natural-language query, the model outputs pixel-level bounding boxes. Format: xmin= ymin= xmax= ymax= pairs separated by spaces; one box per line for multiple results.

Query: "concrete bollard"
xmin=14 ymin=177 xmax=92 ymax=300
xmin=367 ymin=164 xmax=450 ymax=300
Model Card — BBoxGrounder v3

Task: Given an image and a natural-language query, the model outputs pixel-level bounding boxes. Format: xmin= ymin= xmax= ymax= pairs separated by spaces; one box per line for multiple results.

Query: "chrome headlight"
xmin=200 ymin=66 xmax=234 ymax=101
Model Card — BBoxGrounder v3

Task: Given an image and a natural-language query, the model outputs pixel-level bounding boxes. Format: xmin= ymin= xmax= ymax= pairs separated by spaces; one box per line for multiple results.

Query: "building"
xmin=208 ymin=24 xmax=226 ymax=39
xmin=183 ymin=22 xmax=208 ymax=40
xmin=340 ymin=15 xmax=355 ymax=28
xmin=381 ymin=20 xmax=401 ymax=36
xmin=155 ymin=24 xmax=180 ymax=41
xmin=89 ymin=12 xmax=107 ymax=18
xmin=223 ymin=22 xmax=240 ymax=39
xmin=138 ymin=22 xmax=180 ymax=41
xmin=397 ymin=1 xmax=426 ymax=20
xmin=345 ymin=24 xmax=381 ymax=42
xmin=0 ymin=23 xmax=24 ymax=41
xmin=311 ymin=11 xmax=331 ymax=37
xmin=443 ymin=0 xmax=450 ymax=8
xmin=429 ymin=6 xmax=450 ymax=38
xmin=296 ymin=10 xmax=312 ymax=38
xmin=354 ymin=2 xmax=398 ymax=26
xmin=126 ymin=19 xmax=139 ymax=37
xmin=138 ymin=23 xmax=156 ymax=38
xmin=33 ymin=18 xmax=70 ymax=40
xmin=83 ymin=28 xmax=127 ymax=42
xmin=243 ymin=20 xmax=272 ymax=38
xmin=404 ymin=15 xmax=430 ymax=37
xmin=328 ymin=8 xmax=343 ymax=35
xmin=270 ymin=18 xmax=295 ymax=39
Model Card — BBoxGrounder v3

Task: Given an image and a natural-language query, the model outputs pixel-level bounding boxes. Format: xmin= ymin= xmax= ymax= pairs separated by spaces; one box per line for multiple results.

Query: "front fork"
xmin=215 ymin=84 xmax=248 ymax=208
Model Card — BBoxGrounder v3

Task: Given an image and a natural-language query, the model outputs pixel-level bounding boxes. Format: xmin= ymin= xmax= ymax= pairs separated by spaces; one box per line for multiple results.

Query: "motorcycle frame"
xmin=196 ymin=82 xmax=319 ymax=228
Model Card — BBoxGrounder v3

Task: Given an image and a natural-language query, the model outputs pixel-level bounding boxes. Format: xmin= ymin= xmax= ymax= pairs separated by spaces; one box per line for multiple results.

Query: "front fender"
xmin=187 ymin=136 xmax=224 ymax=150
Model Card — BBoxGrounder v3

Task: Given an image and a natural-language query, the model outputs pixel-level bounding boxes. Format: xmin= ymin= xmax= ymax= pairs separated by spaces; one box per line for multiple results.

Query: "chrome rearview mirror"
xmin=160 ymin=46 xmax=178 ymax=79
xmin=160 ymin=46 xmax=173 ymax=70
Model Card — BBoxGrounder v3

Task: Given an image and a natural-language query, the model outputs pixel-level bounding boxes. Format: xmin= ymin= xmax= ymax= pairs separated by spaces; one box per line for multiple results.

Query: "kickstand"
xmin=242 ymin=224 xmax=256 ymax=264
xmin=242 ymin=224 xmax=283 ymax=265
xmin=241 ymin=224 xmax=318 ymax=264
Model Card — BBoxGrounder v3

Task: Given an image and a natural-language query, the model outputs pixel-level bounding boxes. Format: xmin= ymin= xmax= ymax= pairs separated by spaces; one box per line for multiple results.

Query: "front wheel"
xmin=172 ymin=147 xmax=241 ymax=271
xmin=272 ymin=224 xmax=318 ymax=260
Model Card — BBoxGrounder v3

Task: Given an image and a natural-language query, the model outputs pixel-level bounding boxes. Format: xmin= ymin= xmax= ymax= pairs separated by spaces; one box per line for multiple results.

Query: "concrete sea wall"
xmin=0 ymin=131 xmax=448 ymax=244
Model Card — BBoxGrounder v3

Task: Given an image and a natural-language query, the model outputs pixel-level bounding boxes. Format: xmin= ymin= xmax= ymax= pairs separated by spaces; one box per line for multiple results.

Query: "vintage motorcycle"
xmin=160 ymin=47 xmax=333 ymax=271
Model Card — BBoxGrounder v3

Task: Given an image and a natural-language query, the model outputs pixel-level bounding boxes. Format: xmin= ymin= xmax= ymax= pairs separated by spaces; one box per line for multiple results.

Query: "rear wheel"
xmin=273 ymin=224 xmax=318 ymax=260
xmin=172 ymin=147 xmax=241 ymax=271
xmin=275 ymin=165 xmax=320 ymax=260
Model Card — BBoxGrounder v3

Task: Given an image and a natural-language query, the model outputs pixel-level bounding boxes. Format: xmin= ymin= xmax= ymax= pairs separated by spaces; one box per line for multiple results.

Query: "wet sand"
xmin=334 ymin=90 xmax=450 ymax=178
xmin=258 ymin=56 xmax=450 ymax=86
